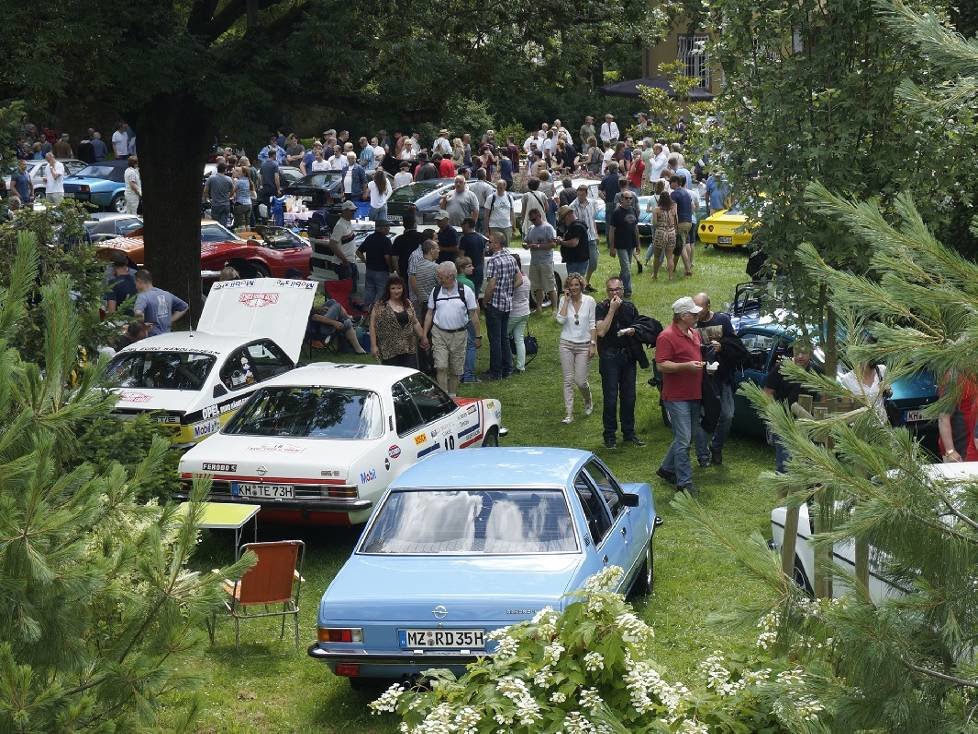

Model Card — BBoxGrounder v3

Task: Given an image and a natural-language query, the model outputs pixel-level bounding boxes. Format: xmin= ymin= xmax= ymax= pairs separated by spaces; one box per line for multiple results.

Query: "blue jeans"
xmin=369 ymin=204 xmax=387 ymax=221
xmin=363 ymin=269 xmax=389 ymax=310
xmin=472 ymin=267 xmax=484 ymax=295
xmin=463 ymin=321 xmax=477 ymax=380
xmin=211 ymin=204 xmax=230 ymax=228
xmin=660 ymin=400 xmax=704 ymax=488
xmin=771 ymin=431 xmax=791 ymax=473
xmin=484 ymin=304 xmax=511 ymax=377
xmin=588 ymin=240 xmax=599 ymax=274
xmin=566 ymin=260 xmax=589 ymax=277
xmin=616 ymin=247 xmax=634 ymax=294
xmin=695 ymin=381 xmax=735 ymax=460
xmin=599 ymin=351 xmax=636 ymax=441
xmin=507 ymin=313 xmax=529 ymax=371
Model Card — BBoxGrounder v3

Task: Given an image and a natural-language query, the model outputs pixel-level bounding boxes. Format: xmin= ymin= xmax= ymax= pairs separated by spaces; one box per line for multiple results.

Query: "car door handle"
xmin=602 ymin=555 xmax=609 ymax=564
xmin=621 ymin=526 xmax=627 ymax=536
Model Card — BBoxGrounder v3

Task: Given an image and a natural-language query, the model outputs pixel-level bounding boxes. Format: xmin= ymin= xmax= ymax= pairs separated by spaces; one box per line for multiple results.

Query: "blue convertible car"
xmin=63 ymin=160 xmax=130 ymax=212
xmin=307 ymin=447 xmax=660 ymax=686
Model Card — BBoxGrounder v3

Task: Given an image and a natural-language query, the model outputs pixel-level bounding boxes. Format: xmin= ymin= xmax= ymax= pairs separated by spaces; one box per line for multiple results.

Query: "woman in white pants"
xmin=555 ymin=273 xmax=596 ymax=424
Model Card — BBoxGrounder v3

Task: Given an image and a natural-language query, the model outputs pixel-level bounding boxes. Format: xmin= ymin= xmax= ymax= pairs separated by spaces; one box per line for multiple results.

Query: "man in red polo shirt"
xmin=655 ymin=296 xmax=706 ymax=494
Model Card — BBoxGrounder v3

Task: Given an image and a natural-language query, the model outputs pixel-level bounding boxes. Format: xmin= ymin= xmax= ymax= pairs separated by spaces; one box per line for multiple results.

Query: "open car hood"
xmin=196 ymin=278 xmax=316 ymax=363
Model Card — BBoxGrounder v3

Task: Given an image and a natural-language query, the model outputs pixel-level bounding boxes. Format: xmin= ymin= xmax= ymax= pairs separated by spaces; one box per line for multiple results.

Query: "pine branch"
xmin=902 ymin=659 xmax=978 ymax=689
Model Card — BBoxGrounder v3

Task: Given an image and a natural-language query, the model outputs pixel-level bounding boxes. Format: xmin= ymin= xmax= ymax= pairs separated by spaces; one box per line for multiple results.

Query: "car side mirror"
xmin=213 ymin=384 xmax=228 ymax=398
xmin=621 ymin=492 xmax=640 ymax=508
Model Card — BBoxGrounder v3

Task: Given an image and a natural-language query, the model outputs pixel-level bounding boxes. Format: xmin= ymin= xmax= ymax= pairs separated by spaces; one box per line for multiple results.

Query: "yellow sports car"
xmin=698 ymin=203 xmax=757 ymax=249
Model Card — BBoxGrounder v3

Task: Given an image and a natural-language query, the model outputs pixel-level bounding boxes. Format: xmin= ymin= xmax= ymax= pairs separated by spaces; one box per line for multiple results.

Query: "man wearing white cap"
xmin=328 ymin=200 xmax=360 ymax=287
xmin=655 ymin=296 xmax=707 ymax=495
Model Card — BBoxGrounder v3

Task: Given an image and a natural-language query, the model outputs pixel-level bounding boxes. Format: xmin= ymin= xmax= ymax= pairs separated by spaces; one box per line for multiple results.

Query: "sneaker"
xmin=604 ymin=438 xmax=617 ymax=449
xmin=584 ymin=401 xmax=593 ymax=416
xmin=480 ymin=371 xmax=502 ymax=381
xmin=624 ymin=436 xmax=646 ymax=447
xmin=561 ymin=416 xmax=573 ymax=425
xmin=711 ymin=448 xmax=723 ymax=465
xmin=461 ymin=376 xmax=481 ymax=384
xmin=698 ymin=458 xmax=712 ymax=468
xmin=655 ymin=467 xmax=676 ymax=485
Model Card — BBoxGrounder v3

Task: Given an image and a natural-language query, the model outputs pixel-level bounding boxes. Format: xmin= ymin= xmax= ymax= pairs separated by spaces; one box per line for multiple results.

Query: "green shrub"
xmin=374 ymin=567 xmax=829 ymax=733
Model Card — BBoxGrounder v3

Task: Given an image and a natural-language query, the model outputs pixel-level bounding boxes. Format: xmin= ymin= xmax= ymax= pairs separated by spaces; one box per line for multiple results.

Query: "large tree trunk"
xmin=134 ymin=93 xmax=212 ymax=322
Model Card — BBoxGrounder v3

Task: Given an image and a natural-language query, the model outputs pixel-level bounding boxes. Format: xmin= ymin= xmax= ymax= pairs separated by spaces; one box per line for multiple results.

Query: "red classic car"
xmin=95 ymin=221 xmax=311 ymax=280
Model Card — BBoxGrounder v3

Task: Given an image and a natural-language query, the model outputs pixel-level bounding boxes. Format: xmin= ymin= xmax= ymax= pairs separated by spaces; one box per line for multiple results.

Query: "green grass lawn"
xmin=177 ymin=244 xmax=775 ymax=733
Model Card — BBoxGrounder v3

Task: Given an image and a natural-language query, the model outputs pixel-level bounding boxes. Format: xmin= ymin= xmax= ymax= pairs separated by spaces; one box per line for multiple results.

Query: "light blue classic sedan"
xmin=307 ymin=447 xmax=661 ymax=687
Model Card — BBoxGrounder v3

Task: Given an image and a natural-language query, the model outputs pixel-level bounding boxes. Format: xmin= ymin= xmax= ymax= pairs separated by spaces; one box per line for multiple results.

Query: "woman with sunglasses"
xmin=555 ymin=273 xmax=597 ymax=424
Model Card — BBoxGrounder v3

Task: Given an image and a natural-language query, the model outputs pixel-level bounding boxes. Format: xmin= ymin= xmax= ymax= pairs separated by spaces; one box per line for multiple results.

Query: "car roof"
xmin=87 ymin=212 xmax=139 ymax=222
xmin=118 ymin=331 xmax=259 ymax=356
xmin=261 ymin=362 xmax=418 ymax=389
xmin=393 ymin=447 xmax=591 ymax=489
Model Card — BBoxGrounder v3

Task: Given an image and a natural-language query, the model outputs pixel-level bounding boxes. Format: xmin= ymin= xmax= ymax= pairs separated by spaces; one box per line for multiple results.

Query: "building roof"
xmin=600 ymin=76 xmax=715 ymax=101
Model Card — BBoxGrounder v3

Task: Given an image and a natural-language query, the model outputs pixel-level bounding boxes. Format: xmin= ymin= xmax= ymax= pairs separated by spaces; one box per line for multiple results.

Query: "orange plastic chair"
xmin=209 ymin=540 xmax=306 ymax=647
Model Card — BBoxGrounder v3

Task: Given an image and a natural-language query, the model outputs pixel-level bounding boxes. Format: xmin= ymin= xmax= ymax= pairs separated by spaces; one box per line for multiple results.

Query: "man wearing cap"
xmin=557 ymin=206 xmax=591 ymax=277
xmin=415 ymin=153 xmax=439 ymax=181
xmin=434 ymin=210 xmax=460 ymax=263
xmin=439 ymin=176 xmax=480 ymax=227
xmin=359 ymin=219 xmax=393 ymax=310
xmin=104 ymin=251 xmax=137 ymax=314
xmin=424 ymin=261 xmax=479 ymax=396
xmin=433 ymin=129 xmax=452 ymax=157
xmin=655 ymin=296 xmax=707 ymax=495
xmin=329 ymin=201 xmax=360 ymax=286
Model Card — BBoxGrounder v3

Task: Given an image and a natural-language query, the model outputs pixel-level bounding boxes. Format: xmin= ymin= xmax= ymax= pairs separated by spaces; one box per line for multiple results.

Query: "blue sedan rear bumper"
xmin=307 ymin=644 xmax=480 ymax=678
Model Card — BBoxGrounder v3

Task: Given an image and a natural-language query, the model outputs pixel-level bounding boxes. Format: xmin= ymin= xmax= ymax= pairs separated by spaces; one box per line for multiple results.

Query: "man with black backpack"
xmin=423 ymin=261 xmax=480 ymax=397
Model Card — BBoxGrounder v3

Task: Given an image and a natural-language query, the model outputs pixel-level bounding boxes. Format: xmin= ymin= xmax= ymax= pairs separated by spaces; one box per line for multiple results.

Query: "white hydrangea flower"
xmin=615 ymin=611 xmax=653 ymax=644
xmin=796 ymin=695 xmax=824 ymax=721
xmin=453 ymin=706 xmax=481 ymax=734
xmin=580 ymin=687 xmax=603 ymax=712
xmin=776 ymin=668 xmax=806 ymax=687
xmin=676 ymin=719 xmax=709 ymax=734
xmin=369 ymin=682 xmax=405 ymax=714
xmin=583 ymin=566 xmax=624 ymax=592
xmin=544 ymin=640 xmax=565 ymax=665
xmin=583 ymin=651 xmax=604 ymax=672
xmin=550 ymin=690 xmax=567 ymax=704
xmin=486 ymin=626 xmax=513 ymax=641
xmin=533 ymin=664 xmax=554 ymax=688
xmin=563 ymin=711 xmax=598 ymax=734
xmin=493 ymin=634 xmax=519 ymax=659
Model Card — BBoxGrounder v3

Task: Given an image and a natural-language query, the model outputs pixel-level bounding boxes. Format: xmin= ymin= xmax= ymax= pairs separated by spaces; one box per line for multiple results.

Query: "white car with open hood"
xmin=103 ymin=278 xmax=317 ymax=447
xmin=176 ymin=363 xmax=503 ymax=525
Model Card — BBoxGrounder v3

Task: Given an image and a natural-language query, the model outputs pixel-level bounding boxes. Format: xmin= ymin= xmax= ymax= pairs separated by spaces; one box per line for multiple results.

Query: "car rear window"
xmin=224 ymin=386 xmax=384 ymax=439
xmin=105 ymin=351 xmax=216 ymax=391
xmin=360 ymin=489 xmax=578 ymax=554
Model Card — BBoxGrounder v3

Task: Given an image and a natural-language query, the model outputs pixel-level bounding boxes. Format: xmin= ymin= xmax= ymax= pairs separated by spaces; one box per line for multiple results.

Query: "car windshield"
xmin=225 ymin=386 xmax=384 ymax=439
xmin=105 ymin=351 xmax=216 ymax=391
xmin=77 ymin=165 xmax=124 ymax=181
xmin=297 ymin=172 xmax=342 ymax=188
xmin=360 ymin=489 xmax=578 ymax=554
xmin=388 ymin=181 xmax=443 ymax=203
xmin=201 ymin=222 xmax=239 ymax=242
xmin=117 ymin=218 xmax=143 ymax=235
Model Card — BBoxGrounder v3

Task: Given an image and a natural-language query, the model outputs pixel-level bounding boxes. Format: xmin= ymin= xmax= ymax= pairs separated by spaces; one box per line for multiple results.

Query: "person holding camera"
xmin=595 ymin=277 xmax=662 ymax=449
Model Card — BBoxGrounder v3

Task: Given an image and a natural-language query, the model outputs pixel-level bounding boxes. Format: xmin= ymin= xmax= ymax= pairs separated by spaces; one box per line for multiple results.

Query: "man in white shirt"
xmin=423 ymin=261 xmax=480 ymax=396
xmin=432 ymin=129 xmax=452 ymax=157
xmin=483 ymin=178 xmax=516 ymax=244
xmin=328 ymin=201 xmax=360 ymax=288
xmin=124 ymin=156 xmax=141 ymax=214
xmin=111 ymin=123 xmax=129 ymax=158
xmin=522 ymin=134 xmax=537 ymax=155
xmin=599 ymin=114 xmax=620 ymax=145
xmin=552 ymin=119 xmax=573 ymax=145
xmin=649 ymin=143 xmax=669 ymax=183
xmin=43 ymin=152 xmax=66 ymax=203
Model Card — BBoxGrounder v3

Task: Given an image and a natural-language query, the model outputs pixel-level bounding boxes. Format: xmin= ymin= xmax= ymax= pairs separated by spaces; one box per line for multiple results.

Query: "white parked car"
xmin=771 ymin=462 xmax=978 ymax=602
xmin=177 ymin=364 xmax=503 ymax=525
xmin=3 ymin=158 xmax=87 ymax=197
xmin=103 ymin=278 xmax=316 ymax=447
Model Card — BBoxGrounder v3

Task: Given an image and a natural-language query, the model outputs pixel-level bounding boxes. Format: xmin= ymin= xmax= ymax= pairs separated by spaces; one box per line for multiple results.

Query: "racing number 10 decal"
xmin=442 ymin=435 xmax=456 ymax=451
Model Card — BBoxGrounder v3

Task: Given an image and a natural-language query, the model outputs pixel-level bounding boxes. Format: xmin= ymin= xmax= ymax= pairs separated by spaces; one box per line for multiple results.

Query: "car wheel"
xmin=630 ymin=541 xmax=654 ymax=597
xmin=110 ymin=193 xmax=126 ymax=213
xmin=793 ymin=556 xmax=814 ymax=596
xmin=482 ymin=427 xmax=499 ymax=447
xmin=235 ymin=261 xmax=270 ymax=278
xmin=35 ymin=189 xmax=46 ymax=199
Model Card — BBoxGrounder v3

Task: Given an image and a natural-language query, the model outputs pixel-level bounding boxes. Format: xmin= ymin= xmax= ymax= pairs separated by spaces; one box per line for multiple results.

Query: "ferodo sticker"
xmin=117 ymin=390 xmax=152 ymax=403
xmin=388 ymin=445 xmax=401 ymax=459
xmin=414 ymin=433 xmax=427 ymax=446
xmin=238 ymin=292 xmax=280 ymax=308
xmin=203 ymin=463 xmax=237 ymax=472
